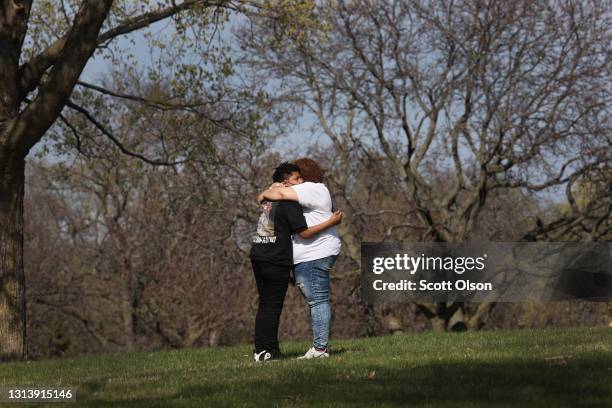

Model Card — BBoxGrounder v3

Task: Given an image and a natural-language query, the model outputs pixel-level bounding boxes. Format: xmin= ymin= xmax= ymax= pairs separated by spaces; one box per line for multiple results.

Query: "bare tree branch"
xmin=65 ymin=100 xmax=186 ymax=166
xmin=17 ymin=1 xmax=234 ymax=100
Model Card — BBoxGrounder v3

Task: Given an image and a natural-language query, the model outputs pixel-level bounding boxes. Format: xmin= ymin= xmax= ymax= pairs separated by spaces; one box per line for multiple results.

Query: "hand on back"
xmin=269 ymin=182 xmax=285 ymax=189
xmin=330 ymin=210 xmax=343 ymax=226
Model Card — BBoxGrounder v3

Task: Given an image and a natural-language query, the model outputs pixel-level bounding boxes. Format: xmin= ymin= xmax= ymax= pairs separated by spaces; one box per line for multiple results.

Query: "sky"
xmin=27 ymin=4 xmax=569 ymax=204
xmin=31 ymin=8 xmax=314 ymax=160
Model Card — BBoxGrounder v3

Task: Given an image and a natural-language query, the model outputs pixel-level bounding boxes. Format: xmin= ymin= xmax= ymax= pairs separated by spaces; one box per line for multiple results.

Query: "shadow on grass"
xmin=282 ymin=347 xmax=348 ymax=359
xmin=74 ymin=357 xmax=611 ymax=407
xmin=205 ymin=359 xmax=609 ymax=407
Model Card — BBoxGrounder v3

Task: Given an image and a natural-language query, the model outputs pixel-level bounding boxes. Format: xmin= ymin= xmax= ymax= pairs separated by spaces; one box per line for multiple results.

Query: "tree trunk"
xmin=208 ymin=329 xmax=219 ymax=347
xmin=448 ymin=305 xmax=467 ymax=332
xmin=0 ymin=156 xmax=26 ymax=360
xmin=385 ymin=312 xmax=403 ymax=335
xmin=467 ymin=302 xmax=495 ymax=331
xmin=120 ymin=277 xmax=135 ymax=351
xmin=429 ymin=302 xmax=466 ymax=332
xmin=431 ymin=317 xmax=447 ymax=332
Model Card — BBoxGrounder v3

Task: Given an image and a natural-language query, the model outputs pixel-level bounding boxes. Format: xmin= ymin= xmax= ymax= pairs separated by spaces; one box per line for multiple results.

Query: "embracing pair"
xmin=249 ymin=158 xmax=342 ymax=362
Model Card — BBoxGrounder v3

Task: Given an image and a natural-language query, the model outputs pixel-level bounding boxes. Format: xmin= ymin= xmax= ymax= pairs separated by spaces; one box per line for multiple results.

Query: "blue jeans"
xmin=294 ymin=255 xmax=337 ymax=350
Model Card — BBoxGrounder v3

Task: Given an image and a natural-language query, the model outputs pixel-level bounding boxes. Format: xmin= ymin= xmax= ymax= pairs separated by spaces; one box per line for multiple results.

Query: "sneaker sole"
xmin=296 ymin=354 xmax=329 ymax=360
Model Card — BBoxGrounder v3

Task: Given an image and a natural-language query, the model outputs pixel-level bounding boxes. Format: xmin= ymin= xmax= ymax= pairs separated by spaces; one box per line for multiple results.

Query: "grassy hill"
xmin=1 ymin=327 xmax=610 ymax=407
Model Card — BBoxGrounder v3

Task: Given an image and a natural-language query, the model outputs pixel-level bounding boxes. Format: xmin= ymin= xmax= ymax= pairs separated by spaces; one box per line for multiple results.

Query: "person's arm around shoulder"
xmin=257 ymin=185 xmax=299 ymax=203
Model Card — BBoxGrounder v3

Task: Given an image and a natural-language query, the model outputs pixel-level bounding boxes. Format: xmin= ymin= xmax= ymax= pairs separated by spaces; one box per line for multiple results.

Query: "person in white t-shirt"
xmin=257 ymin=158 xmax=341 ymax=359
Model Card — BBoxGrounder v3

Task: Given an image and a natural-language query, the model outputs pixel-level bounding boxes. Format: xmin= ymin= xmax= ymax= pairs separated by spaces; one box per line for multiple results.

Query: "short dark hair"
xmin=294 ymin=158 xmax=324 ymax=183
xmin=272 ymin=162 xmax=301 ymax=182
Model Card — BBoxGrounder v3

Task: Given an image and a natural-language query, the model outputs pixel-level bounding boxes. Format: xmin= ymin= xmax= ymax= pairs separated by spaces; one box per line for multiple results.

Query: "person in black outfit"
xmin=250 ymin=162 xmax=342 ymax=362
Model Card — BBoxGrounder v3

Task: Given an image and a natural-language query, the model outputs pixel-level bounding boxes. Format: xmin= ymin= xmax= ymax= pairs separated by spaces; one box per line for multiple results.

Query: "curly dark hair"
xmin=272 ymin=162 xmax=301 ymax=182
xmin=294 ymin=158 xmax=324 ymax=183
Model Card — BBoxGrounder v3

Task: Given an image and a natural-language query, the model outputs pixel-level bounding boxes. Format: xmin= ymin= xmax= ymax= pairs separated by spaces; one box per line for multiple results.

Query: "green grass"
xmin=1 ymin=327 xmax=610 ymax=407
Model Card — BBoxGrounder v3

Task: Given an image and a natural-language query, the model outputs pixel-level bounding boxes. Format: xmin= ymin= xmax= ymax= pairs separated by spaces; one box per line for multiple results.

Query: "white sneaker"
xmin=297 ymin=347 xmax=329 ymax=359
xmin=253 ymin=350 xmax=272 ymax=362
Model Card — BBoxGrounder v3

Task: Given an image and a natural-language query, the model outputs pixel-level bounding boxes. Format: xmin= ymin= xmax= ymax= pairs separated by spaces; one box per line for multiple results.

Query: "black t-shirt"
xmin=250 ymin=200 xmax=307 ymax=266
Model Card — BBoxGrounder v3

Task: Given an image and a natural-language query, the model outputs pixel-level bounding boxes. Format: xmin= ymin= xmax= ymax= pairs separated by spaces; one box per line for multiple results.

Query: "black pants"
xmin=251 ymin=260 xmax=290 ymax=352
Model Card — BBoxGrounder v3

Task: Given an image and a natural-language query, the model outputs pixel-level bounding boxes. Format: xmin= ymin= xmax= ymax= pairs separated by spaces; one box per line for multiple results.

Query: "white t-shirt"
xmin=290 ymin=182 xmax=341 ymax=264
